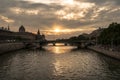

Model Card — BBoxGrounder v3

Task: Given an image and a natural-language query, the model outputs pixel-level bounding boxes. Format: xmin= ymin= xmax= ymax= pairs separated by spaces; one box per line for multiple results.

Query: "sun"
xmin=54 ymin=28 xmax=60 ymax=33
xmin=64 ymin=0 xmax=74 ymax=5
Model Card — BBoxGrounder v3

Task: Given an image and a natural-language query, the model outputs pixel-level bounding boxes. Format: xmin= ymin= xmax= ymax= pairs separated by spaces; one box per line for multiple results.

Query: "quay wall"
xmin=0 ymin=43 xmax=25 ymax=54
xmin=88 ymin=46 xmax=120 ymax=60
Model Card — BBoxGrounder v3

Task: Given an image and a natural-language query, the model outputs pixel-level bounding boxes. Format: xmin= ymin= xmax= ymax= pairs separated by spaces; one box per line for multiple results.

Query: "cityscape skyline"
xmin=0 ymin=24 xmax=102 ymax=40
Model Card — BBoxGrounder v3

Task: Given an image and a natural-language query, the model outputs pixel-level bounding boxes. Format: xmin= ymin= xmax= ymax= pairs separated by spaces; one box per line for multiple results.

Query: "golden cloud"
xmin=0 ymin=15 xmax=14 ymax=23
xmin=55 ymin=2 xmax=95 ymax=20
xmin=10 ymin=7 xmax=39 ymax=15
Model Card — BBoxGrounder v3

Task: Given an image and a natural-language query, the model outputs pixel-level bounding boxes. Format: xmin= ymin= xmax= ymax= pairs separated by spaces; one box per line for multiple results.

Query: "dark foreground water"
xmin=0 ymin=46 xmax=120 ymax=80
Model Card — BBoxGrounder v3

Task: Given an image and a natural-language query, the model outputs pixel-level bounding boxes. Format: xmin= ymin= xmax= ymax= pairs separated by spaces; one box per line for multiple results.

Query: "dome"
xmin=19 ymin=25 xmax=25 ymax=32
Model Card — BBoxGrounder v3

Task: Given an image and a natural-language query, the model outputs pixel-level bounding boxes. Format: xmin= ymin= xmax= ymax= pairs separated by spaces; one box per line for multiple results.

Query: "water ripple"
xmin=0 ymin=46 xmax=120 ymax=80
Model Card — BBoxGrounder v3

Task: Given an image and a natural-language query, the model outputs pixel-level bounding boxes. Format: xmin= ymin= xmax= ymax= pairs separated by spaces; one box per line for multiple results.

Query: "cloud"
xmin=75 ymin=0 xmax=120 ymax=5
xmin=0 ymin=15 xmax=14 ymax=23
xmin=0 ymin=0 xmax=120 ymax=39
xmin=55 ymin=2 xmax=95 ymax=20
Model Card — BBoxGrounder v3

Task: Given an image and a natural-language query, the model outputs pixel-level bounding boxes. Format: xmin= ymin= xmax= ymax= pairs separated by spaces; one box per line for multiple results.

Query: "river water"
xmin=0 ymin=45 xmax=120 ymax=80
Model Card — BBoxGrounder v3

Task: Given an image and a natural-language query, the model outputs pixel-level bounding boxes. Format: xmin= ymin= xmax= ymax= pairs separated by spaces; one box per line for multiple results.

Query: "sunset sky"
xmin=0 ymin=0 xmax=120 ymax=40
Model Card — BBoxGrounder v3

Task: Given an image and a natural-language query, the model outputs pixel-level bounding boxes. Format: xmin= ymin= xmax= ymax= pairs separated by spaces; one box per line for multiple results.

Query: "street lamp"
xmin=111 ymin=38 xmax=114 ymax=51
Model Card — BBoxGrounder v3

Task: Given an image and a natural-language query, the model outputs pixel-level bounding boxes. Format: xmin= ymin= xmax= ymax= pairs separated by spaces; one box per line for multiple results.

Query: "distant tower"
xmin=8 ymin=24 xmax=10 ymax=31
xmin=19 ymin=25 xmax=25 ymax=32
xmin=37 ymin=29 xmax=40 ymax=35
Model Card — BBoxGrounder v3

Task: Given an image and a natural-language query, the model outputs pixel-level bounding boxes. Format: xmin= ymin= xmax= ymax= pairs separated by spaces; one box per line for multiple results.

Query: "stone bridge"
xmin=23 ymin=40 xmax=91 ymax=49
xmin=39 ymin=40 xmax=90 ymax=48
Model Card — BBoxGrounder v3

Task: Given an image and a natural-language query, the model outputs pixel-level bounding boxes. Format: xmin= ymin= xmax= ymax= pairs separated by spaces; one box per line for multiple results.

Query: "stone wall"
xmin=88 ymin=46 xmax=120 ymax=60
xmin=0 ymin=43 xmax=25 ymax=54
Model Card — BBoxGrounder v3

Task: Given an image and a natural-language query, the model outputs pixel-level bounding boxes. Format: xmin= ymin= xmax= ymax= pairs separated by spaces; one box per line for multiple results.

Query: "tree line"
xmin=98 ymin=22 xmax=120 ymax=46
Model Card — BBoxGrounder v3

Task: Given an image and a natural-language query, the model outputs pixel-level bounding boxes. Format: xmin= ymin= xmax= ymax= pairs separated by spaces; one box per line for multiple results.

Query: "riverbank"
xmin=88 ymin=46 xmax=120 ymax=60
xmin=0 ymin=43 xmax=25 ymax=54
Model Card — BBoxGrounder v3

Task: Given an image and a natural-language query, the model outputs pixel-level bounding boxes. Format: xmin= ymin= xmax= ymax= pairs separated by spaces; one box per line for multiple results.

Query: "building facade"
xmin=0 ymin=25 xmax=46 ymax=42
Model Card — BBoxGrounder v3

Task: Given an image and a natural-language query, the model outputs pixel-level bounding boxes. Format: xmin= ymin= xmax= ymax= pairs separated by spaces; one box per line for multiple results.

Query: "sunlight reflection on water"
xmin=45 ymin=46 xmax=75 ymax=54
xmin=0 ymin=46 xmax=120 ymax=80
xmin=46 ymin=43 xmax=75 ymax=54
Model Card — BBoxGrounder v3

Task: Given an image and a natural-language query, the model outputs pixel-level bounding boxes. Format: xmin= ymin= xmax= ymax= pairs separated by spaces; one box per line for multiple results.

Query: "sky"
xmin=0 ymin=0 xmax=120 ymax=40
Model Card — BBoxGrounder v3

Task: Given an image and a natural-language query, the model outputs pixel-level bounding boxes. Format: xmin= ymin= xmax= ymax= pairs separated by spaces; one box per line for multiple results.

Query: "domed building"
xmin=19 ymin=25 xmax=25 ymax=32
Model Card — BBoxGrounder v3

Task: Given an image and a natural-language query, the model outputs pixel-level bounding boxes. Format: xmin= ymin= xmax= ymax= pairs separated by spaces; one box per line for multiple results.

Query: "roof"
xmin=19 ymin=25 xmax=25 ymax=30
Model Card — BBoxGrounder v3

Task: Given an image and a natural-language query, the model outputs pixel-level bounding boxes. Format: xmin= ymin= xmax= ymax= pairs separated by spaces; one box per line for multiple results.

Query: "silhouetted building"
xmin=19 ymin=25 xmax=25 ymax=32
xmin=0 ymin=25 xmax=46 ymax=42
xmin=41 ymin=34 xmax=45 ymax=40
xmin=36 ymin=29 xmax=46 ymax=41
xmin=0 ymin=25 xmax=10 ymax=31
xmin=0 ymin=26 xmax=14 ymax=41
xmin=17 ymin=25 xmax=36 ymax=40
xmin=14 ymin=32 xmax=36 ymax=40
xmin=88 ymin=27 xmax=105 ymax=44
xmin=89 ymin=27 xmax=104 ymax=39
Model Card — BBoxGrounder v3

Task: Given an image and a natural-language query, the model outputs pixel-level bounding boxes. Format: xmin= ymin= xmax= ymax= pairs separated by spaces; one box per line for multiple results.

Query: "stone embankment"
xmin=0 ymin=43 xmax=25 ymax=54
xmin=88 ymin=46 xmax=120 ymax=60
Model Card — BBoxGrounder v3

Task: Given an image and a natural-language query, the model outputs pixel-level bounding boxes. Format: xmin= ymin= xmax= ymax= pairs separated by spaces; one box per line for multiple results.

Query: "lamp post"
xmin=111 ymin=38 xmax=114 ymax=51
xmin=96 ymin=37 xmax=98 ymax=46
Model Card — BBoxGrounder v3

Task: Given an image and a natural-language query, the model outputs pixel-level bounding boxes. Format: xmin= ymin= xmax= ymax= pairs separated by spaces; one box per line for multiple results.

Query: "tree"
xmin=98 ymin=22 xmax=120 ymax=46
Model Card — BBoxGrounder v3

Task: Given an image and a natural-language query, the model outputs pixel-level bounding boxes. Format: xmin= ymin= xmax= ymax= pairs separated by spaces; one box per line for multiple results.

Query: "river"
xmin=0 ymin=45 xmax=120 ymax=80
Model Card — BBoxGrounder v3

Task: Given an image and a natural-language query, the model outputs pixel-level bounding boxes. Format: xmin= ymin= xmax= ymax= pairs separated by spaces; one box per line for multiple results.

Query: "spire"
xmin=37 ymin=29 xmax=40 ymax=35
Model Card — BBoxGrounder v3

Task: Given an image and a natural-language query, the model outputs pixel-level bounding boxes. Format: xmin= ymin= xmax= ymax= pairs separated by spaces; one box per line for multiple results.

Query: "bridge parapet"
xmin=39 ymin=40 xmax=89 ymax=48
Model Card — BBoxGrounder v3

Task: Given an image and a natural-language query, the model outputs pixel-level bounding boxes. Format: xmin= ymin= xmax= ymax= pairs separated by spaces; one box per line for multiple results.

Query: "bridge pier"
xmin=64 ymin=43 xmax=68 ymax=46
xmin=77 ymin=45 xmax=81 ymax=49
xmin=53 ymin=43 xmax=56 ymax=46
